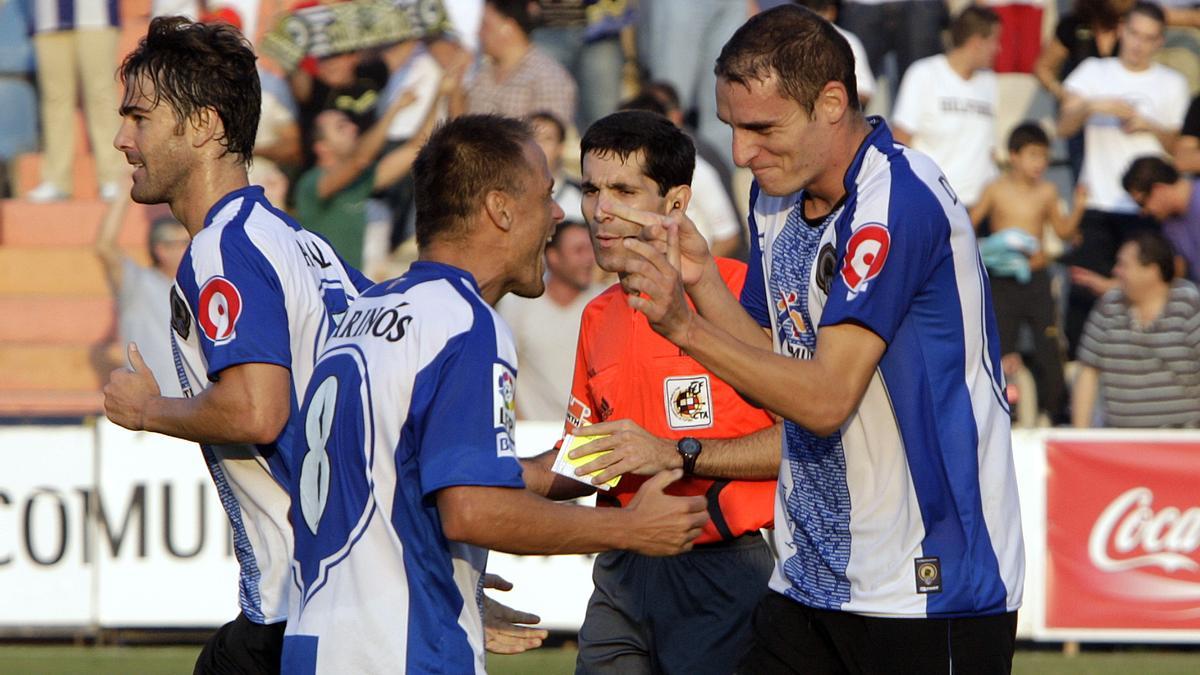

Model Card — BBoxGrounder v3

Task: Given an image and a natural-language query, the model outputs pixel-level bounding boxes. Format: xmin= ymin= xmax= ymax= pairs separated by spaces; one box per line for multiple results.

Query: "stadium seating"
xmin=0 ymin=1 xmax=154 ymax=418
xmin=0 ymin=201 xmax=149 ymax=417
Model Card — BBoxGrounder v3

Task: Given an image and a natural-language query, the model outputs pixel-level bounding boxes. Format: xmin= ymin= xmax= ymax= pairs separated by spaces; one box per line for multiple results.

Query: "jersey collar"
xmin=406 ymin=260 xmax=483 ymax=295
xmin=204 ymin=185 xmax=266 ymax=229
xmin=842 ymin=116 xmax=895 ymax=200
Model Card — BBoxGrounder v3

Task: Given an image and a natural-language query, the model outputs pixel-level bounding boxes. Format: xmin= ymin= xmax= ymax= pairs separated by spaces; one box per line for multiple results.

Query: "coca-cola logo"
xmin=1088 ymin=487 xmax=1200 ymax=573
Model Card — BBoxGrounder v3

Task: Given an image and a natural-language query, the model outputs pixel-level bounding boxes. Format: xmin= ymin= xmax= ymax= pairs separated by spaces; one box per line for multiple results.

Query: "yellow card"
xmin=552 ymin=432 xmax=621 ymax=490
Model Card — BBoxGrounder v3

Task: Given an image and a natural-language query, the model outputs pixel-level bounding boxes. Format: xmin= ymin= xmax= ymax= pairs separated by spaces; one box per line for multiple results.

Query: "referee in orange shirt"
xmin=523 ymin=111 xmax=781 ymax=674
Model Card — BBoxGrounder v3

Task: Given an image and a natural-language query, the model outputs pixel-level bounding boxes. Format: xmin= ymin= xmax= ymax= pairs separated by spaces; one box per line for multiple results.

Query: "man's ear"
xmin=816 ymin=81 xmax=850 ymax=125
xmin=663 ymin=184 xmax=692 ymax=215
xmin=484 ymin=190 xmax=513 ymax=232
xmin=189 ymin=107 xmax=222 ymax=150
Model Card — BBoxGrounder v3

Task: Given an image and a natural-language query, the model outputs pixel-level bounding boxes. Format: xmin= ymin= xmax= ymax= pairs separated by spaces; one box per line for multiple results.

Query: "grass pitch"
xmin=0 ymin=645 xmax=1198 ymax=673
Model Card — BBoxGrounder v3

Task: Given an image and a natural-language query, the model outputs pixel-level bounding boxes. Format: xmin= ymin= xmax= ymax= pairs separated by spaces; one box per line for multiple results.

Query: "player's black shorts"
xmin=194 ymin=612 xmax=285 ymax=675
xmin=738 ymin=591 xmax=1018 ymax=674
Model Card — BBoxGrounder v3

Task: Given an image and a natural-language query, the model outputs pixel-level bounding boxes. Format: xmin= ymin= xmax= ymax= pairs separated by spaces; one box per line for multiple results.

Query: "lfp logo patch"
xmin=494 ymin=363 xmax=516 ymax=454
xmin=197 ymin=276 xmax=243 ymax=344
xmin=840 ymin=223 xmax=890 ymax=299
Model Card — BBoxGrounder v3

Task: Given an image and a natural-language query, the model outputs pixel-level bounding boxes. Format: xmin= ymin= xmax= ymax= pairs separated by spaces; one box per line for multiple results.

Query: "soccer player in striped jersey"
xmin=280 ymin=115 xmax=709 ymax=674
xmin=102 ymin=17 xmax=370 ymax=674
xmin=607 ymin=5 xmax=1025 ymax=672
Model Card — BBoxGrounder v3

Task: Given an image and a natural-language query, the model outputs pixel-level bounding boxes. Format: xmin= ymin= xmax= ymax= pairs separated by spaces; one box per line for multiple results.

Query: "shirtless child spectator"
xmin=971 ymin=123 xmax=1085 ymax=423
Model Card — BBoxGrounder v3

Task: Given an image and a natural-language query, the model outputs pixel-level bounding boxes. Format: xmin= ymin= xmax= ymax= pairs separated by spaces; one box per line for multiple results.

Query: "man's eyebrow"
xmin=120 ymin=104 xmax=151 ymax=116
xmin=738 ymin=121 xmax=775 ymax=132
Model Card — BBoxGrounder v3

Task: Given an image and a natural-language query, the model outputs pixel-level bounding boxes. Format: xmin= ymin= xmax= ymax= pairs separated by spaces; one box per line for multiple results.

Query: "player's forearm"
xmin=687 ymin=261 xmax=773 ymax=350
xmin=439 ymin=486 xmax=636 ymax=555
xmin=693 ymin=423 xmax=782 ymax=481
xmin=142 ymin=391 xmax=284 ymax=445
xmin=680 ymin=318 xmax=873 ymax=437
xmin=141 ymin=364 xmax=291 ymax=445
xmin=521 ymin=451 xmax=595 ymax=500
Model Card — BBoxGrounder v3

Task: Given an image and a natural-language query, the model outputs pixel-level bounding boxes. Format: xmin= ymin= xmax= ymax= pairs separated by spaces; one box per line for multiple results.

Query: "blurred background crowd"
xmin=0 ymin=0 xmax=1197 ymax=430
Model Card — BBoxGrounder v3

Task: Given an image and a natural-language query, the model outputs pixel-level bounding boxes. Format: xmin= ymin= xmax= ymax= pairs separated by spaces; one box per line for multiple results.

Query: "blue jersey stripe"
xmin=874 ymin=150 xmax=1009 ymax=616
xmin=202 ymin=446 xmax=267 ymax=623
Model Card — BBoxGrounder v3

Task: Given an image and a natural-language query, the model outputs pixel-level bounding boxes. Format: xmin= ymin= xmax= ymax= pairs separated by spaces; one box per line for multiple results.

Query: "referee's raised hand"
xmin=623 ymin=469 xmax=709 ymax=556
xmin=103 ymin=342 xmax=161 ymax=431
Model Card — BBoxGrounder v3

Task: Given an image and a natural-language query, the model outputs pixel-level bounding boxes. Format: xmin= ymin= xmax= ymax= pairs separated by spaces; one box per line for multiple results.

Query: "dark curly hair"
xmin=119 ymin=16 xmax=260 ymax=166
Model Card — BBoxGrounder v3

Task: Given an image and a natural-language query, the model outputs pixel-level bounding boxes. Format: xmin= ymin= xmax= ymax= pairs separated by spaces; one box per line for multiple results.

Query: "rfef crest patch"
xmin=197 ymin=276 xmax=243 ymax=344
xmin=664 ymin=375 xmax=713 ymax=430
xmin=840 ymin=223 xmax=890 ymax=299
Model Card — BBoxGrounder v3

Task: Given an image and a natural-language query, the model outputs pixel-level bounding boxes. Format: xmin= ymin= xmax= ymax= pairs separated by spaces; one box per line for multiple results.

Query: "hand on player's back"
xmin=623 ymin=469 xmax=708 ymax=556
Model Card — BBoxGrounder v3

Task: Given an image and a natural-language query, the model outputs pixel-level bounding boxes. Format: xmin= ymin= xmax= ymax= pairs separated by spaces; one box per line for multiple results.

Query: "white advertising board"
xmin=7 ymin=420 xmax=1195 ymax=644
xmin=93 ymin=422 xmax=239 ymax=626
xmin=0 ymin=425 xmax=97 ymax=626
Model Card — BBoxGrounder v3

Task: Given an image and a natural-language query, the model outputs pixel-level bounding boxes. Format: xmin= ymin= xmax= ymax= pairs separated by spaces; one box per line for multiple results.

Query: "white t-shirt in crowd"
xmin=498 ymin=286 xmax=599 ymax=421
xmin=382 ymin=44 xmax=448 ymax=141
xmin=1063 ymin=57 xmax=1189 ymax=213
xmin=836 ymin=26 xmax=876 ymax=102
xmin=892 ymin=54 xmax=997 ymax=205
xmin=689 ymin=156 xmax=741 ymax=248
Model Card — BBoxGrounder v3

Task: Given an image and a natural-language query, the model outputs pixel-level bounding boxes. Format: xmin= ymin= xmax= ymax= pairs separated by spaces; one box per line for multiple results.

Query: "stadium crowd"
xmin=3 ymin=0 xmax=1193 ymax=430
xmin=3 ymin=0 xmax=1200 ymax=671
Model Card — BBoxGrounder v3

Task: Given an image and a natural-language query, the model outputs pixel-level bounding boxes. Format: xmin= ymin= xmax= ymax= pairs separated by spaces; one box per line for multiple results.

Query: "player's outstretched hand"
xmin=624 ymin=469 xmax=708 ymax=556
xmin=481 ymin=573 xmax=548 ymax=655
xmin=616 ymin=233 xmax=696 ymax=348
xmin=103 ymin=342 xmax=161 ymax=431
xmin=596 ymin=197 xmax=712 ymax=287
xmin=569 ymin=419 xmax=681 ymax=485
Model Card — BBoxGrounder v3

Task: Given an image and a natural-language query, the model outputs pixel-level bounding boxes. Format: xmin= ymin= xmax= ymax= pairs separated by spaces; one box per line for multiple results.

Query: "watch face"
xmin=678 ymin=437 xmax=701 ymax=457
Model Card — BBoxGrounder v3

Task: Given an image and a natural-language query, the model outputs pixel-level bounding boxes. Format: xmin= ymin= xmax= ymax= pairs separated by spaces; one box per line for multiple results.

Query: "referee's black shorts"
xmin=738 ymin=591 xmax=1017 ymax=674
xmin=194 ymin=612 xmax=285 ymax=675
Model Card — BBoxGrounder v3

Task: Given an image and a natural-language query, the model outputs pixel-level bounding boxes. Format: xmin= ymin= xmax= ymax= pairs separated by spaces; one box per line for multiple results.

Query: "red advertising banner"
xmin=1046 ymin=440 xmax=1200 ymax=631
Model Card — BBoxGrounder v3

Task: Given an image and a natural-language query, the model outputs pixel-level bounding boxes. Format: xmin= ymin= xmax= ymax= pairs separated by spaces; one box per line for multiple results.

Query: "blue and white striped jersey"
xmin=170 ymin=185 xmax=371 ymax=624
xmin=281 ymin=262 xmax=525 ymax=674
xmin=740 ymin=118 xmax=1024 ymax=618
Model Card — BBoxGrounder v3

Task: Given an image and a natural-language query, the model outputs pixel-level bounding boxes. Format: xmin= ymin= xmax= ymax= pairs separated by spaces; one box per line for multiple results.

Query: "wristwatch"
xmin=676 ymin=437 xmax=702 ymax=475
